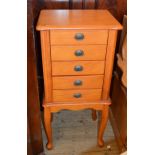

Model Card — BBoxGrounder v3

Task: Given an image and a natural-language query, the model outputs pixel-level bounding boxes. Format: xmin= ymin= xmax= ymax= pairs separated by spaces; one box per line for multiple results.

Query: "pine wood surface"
xmin=50 ymin=30 xmax=108 ymax=45
xmin=36 ymin=10 xmax=122 ymax=30
xmin=52 ymin=89 xmax=102 ymax=102
xmin=52 ymin=75 xmax=104 ymax=89
xmin=52 ymin=61 xmax=105 ymax=76
xmin=40 ymin=31 xmax=53 ymax=102
xmin=37 ymin=10 xmax=122 ymax=150
xmin=51 ymin=45 xmax=107 ymax=61
xmin=102 ymin=30 xmax=118 ymax=99
xmin=43 ymin=99 xmax=111 ymax=112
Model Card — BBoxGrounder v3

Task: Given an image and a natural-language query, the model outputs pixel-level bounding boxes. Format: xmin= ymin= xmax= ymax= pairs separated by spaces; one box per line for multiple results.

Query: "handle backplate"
xmin=74 ymin=49 xmax=84 ymax=56
xmin=74 ymin=33 xmax=84 ymax=40
xmin=74 ymin=65 xmax=83 ymax=72
xmin=74 ymin=80 xmax=82 ymax=86
xmin=73 ymin=93 xmax=82 ymax=98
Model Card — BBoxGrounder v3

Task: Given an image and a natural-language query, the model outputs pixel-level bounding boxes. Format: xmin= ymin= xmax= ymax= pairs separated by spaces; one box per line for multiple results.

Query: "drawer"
xmin=52 ymin=61 xmax=105 ymax=75
xmin=50 ymin=30 xmax=108 ymax=45
xmin=51 ymin=45 xmax=107 ymax=61
xmin=52 ymin=75 xmax=104 ymax=89
xmin=53 ymin=89 xmax=102 ymax=102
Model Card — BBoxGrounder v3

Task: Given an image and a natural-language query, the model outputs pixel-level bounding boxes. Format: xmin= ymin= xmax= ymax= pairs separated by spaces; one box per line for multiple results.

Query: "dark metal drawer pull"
xmin=74 ymin=65 xmax=83 ymax=72
xmin=73 ymin=93 xmax=82 ymax=98
xmin=75 ymin=49 xmax=84 ymax=56
xmin=74 ymin=80 xmax=82 ymax=86
xmin=74 ymin=33 xmax=84 ymax=40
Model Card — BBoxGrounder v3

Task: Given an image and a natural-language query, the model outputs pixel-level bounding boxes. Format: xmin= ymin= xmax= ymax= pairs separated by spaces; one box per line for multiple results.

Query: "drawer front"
xmin=52 ymin=75 xmax=104 ymax=89
xmin=52 ymin=61 xmax=105 ymax=75
xmin=50 ymin=30 xmax=108 ymax=45
xmin=53 ymin=89 xmax=102 ymax=102
xmin=51 ymin=45 xmax=107 ymax=61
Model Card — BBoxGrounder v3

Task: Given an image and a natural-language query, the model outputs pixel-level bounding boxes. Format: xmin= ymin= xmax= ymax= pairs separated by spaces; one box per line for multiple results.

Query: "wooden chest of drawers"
xmin=36 ymin=10 xmax=122 ymax=150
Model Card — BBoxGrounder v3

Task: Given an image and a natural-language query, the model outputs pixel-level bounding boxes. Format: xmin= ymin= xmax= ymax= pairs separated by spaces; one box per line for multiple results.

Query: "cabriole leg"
xmin=98 ymin=105 xmax=109 ymax=147
xmin=44 ymin=107 xmax=53 ymax=150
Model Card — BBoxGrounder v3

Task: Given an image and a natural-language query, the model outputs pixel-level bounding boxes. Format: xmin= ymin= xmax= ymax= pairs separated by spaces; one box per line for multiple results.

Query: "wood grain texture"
xmin=33 ymin=0 xmax=126 ymax=109
xmin=42 ymin=0 xmax=69 ymax=9
xmin=36 ymin=10 xmax=122 ymax=30
xmin=44 ymin=99 xmax=111 ymax=112
xmin=102 ymin=30 xmax=118 ymax=99
xmin=96 ymin=0 xmax=118 ymax=20
xmin=51 ymin=45 xmax=107 ymax=61
xmin=40 ymin=31 xmax=53 ymax=102
xmin=50 ymin=30 xmax=108 ymax=45
xmin=70 ymin=0 xmax=83 ymax=9
xmin=52 ymin=61 xmax=105 ymax=75
xmin=37 ymin=9 xmax=122 ymax=150
xmin=40 ymin=0 xmax=126 ymax=21
xmin=84 ymin=0 xmax=96 ymax=9
xmin=97 ymin=0 xmax=106 ymax=9
xmin=53 ymin=89 xmax=102 ymax=102
xmin=117 ymin=0 xmax=127 ymax=21
xmin=27 ymin=0 xmax=43 ymax=154
xmin=52 ymin=75 xmax=104 ymax=89
xmin=97 ymin=0 xmax=116 ymax=9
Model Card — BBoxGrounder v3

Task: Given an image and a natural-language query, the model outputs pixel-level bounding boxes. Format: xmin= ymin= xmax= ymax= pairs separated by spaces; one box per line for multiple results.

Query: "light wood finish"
xmin=36 ymin=10 xmax=122 ymax=30
xmin=44 ymin=107 xmax=53 ymax=150
xmin=98 ymin=105 xmax=109 ymax=147
xmin=52 ymin=75 xmax=104 ymax=89
xmin=42 ymin=110 xmax=120 ymax=155
xmin=40 ymin=31 xmax=52 ymax=102
xmin=52 ymin=61 xmax=105 ymax=75
xmin=51 ymin=45 xmax=107 ymax=61
xmin=53 ymin=89 xmax=102 ymax=102
xmin=102 ymin=30 xmax=118 ymax=99
xmin=50 ymin=30 xmax=108 ymax=45
xmin=36 ymin=10 xmax=122 ymax=150
xmin=43 ymin=99 xmax=111 ymax=149
xmin=43 ymin=99 xmax=111 ymax=112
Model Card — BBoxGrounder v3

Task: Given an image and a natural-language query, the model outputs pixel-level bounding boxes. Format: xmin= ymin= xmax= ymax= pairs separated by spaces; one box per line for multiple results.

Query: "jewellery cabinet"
xmin=36 ymin=10 xmax=122 ymax=149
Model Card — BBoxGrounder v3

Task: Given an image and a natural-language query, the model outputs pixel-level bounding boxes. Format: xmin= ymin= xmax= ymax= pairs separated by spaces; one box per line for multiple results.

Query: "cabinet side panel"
xmin=102 ymin=30 xmax=118 ymax=99
xmin=40 ymin=31 xmax=52 ymax=103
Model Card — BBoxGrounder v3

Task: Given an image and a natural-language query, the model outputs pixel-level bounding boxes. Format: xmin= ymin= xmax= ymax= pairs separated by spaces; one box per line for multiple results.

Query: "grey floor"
xmin=41 ymin=110 xmax=120 ymax=155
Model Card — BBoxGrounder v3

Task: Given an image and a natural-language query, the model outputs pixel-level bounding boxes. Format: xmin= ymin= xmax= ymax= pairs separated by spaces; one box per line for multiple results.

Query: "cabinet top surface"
xmin=36 ymin=10 xmax=122 ymax=31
